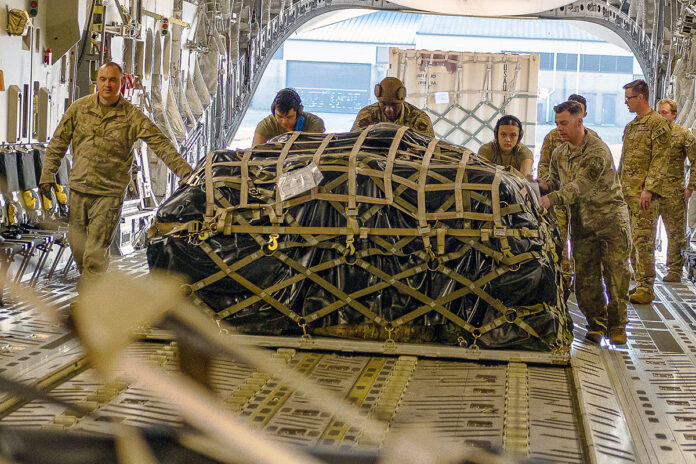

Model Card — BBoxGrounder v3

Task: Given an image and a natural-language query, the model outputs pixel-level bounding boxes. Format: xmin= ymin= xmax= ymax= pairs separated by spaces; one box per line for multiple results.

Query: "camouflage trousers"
xmin=68 ymin=190 xmax=123 ymax=284
xmin=553 ymin=205 xmax=574 ymax=295
xmin=625 ymin=194 xmax=659 ymax=290
xmin=658 ymin=192 xmax=686 ymax=274
xmin=572 ymin=225 xmax=631 ymax=330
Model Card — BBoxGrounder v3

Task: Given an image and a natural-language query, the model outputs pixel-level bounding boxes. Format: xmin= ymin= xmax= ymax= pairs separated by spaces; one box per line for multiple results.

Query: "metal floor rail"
xmin=4 ymin=254 xmax=696 ymax=462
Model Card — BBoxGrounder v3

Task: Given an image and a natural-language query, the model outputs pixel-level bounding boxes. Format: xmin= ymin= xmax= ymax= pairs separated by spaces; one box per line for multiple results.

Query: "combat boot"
xmin=585 ymin=326 xmax=605 ymax=344
xmin=608 ymin=326 xmax=627 ymax=345
xmin=662 ymin=271 xmax=682 ymax=282
xmin=629 ymin=287 xmax=654 ymax=304
xmin=62 ymin=302 xmax=78 ymax=331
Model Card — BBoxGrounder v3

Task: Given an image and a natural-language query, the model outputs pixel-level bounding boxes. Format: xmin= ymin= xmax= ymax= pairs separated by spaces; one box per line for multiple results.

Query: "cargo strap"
xmin=160 ymin=128 xmax=570 ymax=349
xmin=196 ymin=229 xmax=546 ymax=344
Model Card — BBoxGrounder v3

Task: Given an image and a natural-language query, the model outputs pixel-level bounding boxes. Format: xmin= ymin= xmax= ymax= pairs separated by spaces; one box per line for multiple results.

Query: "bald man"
xmin=40 ymin=62 xmax=193 ymax=285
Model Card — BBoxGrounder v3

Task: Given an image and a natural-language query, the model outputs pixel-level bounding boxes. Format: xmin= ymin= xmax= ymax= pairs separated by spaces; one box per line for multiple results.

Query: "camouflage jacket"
xmin=663 ymin=123 xmax=696 ymax=196
xmin=351 ymin=102 xmax=435 ymax=137
xmin=546 ymin=131 xmax=629 ymax=235
xmin=538 ymin=127 xmax=598 ymax=179
xmin=619 ymin=110 xmax=671 ymax=198
xmin=40 ymin=94 xmax=193 ymax=197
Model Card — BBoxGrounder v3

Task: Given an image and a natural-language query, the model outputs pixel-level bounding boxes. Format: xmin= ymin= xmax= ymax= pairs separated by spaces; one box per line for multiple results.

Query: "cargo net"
xmin=147 ymin=123 xmax=572 ymax=351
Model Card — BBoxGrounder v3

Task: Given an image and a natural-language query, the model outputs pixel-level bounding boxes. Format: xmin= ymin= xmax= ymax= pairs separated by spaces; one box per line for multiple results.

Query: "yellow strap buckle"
xmin=384 ymin=324 xmax=396 ymax=351
xmin=188 ymin=221 xmax=202 ymax=234
xmin=267 ymin=234 xmax=279 ymax=251
xmin=344 ymin=236 xmax=355 ymax=256
xmin=425 ymin=247 xmax=440 ymax=271
xmin=470 ymin=329 xmax=481 ymax=350
xmin=187 ymin=221 xmax=210 ymax=242
xmin=298 ymin=318 xmax=311 ymax=341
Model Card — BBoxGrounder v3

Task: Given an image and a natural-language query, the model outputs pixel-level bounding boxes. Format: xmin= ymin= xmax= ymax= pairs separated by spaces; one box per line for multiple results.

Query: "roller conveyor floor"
xmin=1 ymin=252 xmax=696 ymax=463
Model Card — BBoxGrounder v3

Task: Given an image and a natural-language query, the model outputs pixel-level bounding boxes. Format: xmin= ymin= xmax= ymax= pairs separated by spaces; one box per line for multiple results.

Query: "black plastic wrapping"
xmin=148 ymin=124 xmax=572 ymax=350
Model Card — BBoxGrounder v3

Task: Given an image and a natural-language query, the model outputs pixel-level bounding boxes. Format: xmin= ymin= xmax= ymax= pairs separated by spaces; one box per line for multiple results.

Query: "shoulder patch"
xmin=652 ymin=126 xmax=667 ymax=140
xmin=584 ymin=155 xmax=606 ymax=180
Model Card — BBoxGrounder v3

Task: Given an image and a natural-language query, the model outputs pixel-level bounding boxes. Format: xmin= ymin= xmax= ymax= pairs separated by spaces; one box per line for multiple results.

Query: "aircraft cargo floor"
xmin=0 ymin=252 xmax=695 ymax=463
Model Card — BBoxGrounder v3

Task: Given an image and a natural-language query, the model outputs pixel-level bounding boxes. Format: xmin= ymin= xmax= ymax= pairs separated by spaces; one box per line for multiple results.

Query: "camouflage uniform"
xmin=619 ymin=110 xmax=671 ymax=290
xmin=538 ymin=127 xmax=598 ymax=297
xmin=538 ymin=127 xmax=599 ymax=178
xmin=477 ymin=142 xmax=533 ymax=173
xmin=40 ymin=93 xmax=193 ymax=281
xmin=659 ymin=123 xmax=696 ymax=274
xmin=546 ymin=131 xmax=631 ymax=331
xmin=351 ymin=102 xmax=434 ymax=137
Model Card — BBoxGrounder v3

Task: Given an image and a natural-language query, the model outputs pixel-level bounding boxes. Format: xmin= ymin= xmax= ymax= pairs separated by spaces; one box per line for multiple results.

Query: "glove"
xmin=39 ymin=182 xmax=56 ymax=200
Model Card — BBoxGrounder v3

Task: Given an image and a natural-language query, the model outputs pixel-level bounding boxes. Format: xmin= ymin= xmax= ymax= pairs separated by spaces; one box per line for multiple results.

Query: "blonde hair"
xmin=658 ymin=98 xmax=678 ymax=114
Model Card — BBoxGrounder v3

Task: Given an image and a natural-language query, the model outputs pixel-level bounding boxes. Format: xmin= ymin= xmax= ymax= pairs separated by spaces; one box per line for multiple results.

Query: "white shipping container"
xmin=389 ymin=49 xmax=539 ymax=152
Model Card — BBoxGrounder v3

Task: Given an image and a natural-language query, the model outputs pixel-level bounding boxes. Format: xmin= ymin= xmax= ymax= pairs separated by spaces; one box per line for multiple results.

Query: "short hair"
xmin=553 ymin=100 xmax=584 ymax=116
xmin=623 ymin=79 xmax=649 ymax=99
xmin=567 ymin=94 xmax=587 ymax=110
xmin=101 ymin=61 xmax=123 ymax=74
xmin=271 ymin=88 xmax=303 ymax=115
xmin=658 ymin=98 xmax=678 ymax=114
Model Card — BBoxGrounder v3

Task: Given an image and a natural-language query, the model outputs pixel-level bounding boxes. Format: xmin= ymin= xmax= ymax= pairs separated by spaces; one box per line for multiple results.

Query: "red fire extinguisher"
xmin=43 ymin=48 xmax=51 ymax=65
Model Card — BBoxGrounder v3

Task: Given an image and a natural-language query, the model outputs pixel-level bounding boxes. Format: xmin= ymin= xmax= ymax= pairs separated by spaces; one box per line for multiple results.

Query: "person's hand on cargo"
xmin=639 ymin=189 xmax=652 ymax=210
xmin=536 ymin=179 xmax=549 ymax=193
xmin=540 ymin=195 xmax=551 ymax=209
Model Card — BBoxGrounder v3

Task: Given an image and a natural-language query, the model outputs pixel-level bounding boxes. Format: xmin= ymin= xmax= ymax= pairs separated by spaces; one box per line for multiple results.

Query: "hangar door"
xmin=390 ymin=49 xmax=539 ymax=152
xmin=286 ymin=61 xmax=371 ymax=113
